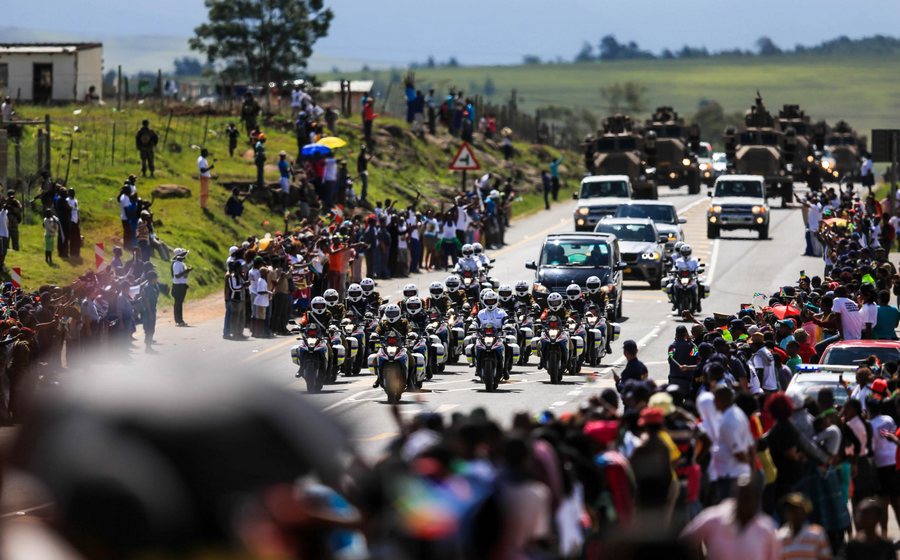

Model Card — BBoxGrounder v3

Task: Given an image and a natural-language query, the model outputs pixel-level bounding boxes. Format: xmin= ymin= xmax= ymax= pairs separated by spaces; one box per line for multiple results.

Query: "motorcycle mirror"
xmin=525 ymin=260 xmax=537 ymax=270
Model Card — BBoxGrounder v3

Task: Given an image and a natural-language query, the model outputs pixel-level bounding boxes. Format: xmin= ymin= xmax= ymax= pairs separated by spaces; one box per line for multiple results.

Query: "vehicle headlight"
xmin=682 ymin=158 xmax=691 ymax=166
xmin=577 ymin=207 xmax=589 ymax=215
xmin=548 ymin=329 xmax=560 ymax=338
xmin=752 ymin=206 xmax=766 ymax=214
xmin=821 ymin=160 xmax=831 ymax=169
xmin=484 ymin=336 xmax=495 ymax=345
xmin=306 ymin=337 xmax=317 ymax=346
xmin=642 ymin=251 xmax=661 ymax=260
xmin=699 ymin=162 xmax=709 ymax=171
xmin=833 ymin=171 xmax=839 ymax=178
xmin=709 ymin=205 xmax=722 ymax=214
xmin=807 ymin=155 xmax=814 ymax=163
xmin=387 ymin=346 xmax=398 ymax=357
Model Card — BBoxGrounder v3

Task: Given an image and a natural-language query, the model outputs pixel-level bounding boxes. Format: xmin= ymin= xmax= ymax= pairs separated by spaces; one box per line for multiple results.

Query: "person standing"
xmin=226 ymin=123 xmax=240 ymax=157
xmin=42 ymin=209 xmax=62 ymax=265
xmin=425 ymin=89 xmax=437 ymax=134
xmin=0 ymin=203 xmax=8 ymax=270
xmin=322 ymin=155 xmax=337 ymax=210
xmin=363 ymin=97 xmax=377 ymax=145
xmin=5 ymin=190 xmax=21 ymax=252
xmin=549 ymin=157 xmax=563 ymax=201
xmin=240 ymin=93 xmax=260 ymax=137
xmin=171 ymin=248 xmax=192 ymax=327
xmin=614 ymin=339 xmax=648 ymax=387
xmin=53 ymin=185 xmax=70 ymax=259
xmin=277 ymin=151 xmax=292 ymax=209
xmin=251 ymin=267 xmax=271 ymax=338
xmin=118 ymin=185 xmax=134 ymax=248
xmin=66 ymin=188 xmax=81 ymax=259
xmin=356 ymin=144 xmax=371 ymax=203
xmin=135 ymin=120 xmax=159 ymax=178
xmin=541 ymin=170 xmax=552 ymax=210
xmin=225 ymin=260 xmax=246 ymax=339
xmin=197 ymin=148 xmax=214 ymax=212
xmin=253 ymin=133 xmax=267 ymax=191
xmin=140 ymin=270 xmax=160 ymax=353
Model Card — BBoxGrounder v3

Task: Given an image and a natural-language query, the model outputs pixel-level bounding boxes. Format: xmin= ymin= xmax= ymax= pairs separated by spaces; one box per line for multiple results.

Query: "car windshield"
xmin=615 ymin=204 xmax=677 ymax=224
xmin=581 ymin=180 xmax=629 ymax=198
xmin=788 ymin=381 xmax=849 ymax=405
xmin=715 ymin=180 xmax=763 ymax=198
xmin=596 ymin=223 xmax=656 ymax=242
xmin=540 ymin=241 xmax=611 ymax=267
xmin=820 ymin=346 xmax=900 ymax=366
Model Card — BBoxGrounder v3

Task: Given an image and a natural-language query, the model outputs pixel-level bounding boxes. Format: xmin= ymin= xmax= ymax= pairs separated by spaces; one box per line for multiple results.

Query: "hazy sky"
xmin=6 ymin=0 xmax=900 ymax=69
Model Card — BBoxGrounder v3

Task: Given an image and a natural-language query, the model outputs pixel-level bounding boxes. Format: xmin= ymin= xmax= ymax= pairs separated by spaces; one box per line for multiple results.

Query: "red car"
xmin=818 ymin=340 xmax=900 ymax=367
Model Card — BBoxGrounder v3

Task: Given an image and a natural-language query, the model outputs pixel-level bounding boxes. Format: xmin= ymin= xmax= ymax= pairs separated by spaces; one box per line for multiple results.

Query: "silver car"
xmin=595 ymin=217 xmax=666 ymax=288
xmin=614 ymin=201 xmax=686 ymax=256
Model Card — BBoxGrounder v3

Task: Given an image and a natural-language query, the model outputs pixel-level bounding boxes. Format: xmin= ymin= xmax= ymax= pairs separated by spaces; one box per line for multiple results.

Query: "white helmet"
xmin=402 ymin=283 xmax=418 ymax=299
xmin=473 ymin=242 xmax=484 ymax=255
xmin=566 ymin=284 xmax=582 ymax=301
xmin=346 ymin=283 xmax=363 ymax=302
xmin=481 ymin=289 xmax=499 ymax=311
xmin=547 ymin=292 xmax=564 ymax=311
xmin=586 ymin=276 xmax=602 ymax=294
xmin=311 ymin=296 xmax=328 ymax=314
xmin=323 ymin=289 xmax=339 ymax=307
xmin=498 ymin=284 xmax=513 ymax=302
xmin=679 ymin=244 xmax=692 ymax=258
xmin=429 ymin=281 xmax=445 ymax=298
xmin=406 ymin=296 xmax=423 ymax=315
xmin=360 ymin=277 xmax=375 ymax=294
xmin=673 ymin=241 xmax=685 ymax=255
xmin=461 ymin=244 xmax=474 ymax=257
xmin=445 ymin=275 xmax=461 ymax=291
xmin=383 ymin=304 xmax=401 ymax=323
xmin=514 ymin=280 xmax=530 ymax=296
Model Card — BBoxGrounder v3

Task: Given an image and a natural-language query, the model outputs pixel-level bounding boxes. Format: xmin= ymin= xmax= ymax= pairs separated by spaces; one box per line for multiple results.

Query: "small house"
xmin=0 ymin=43 xmax=103 ymax=103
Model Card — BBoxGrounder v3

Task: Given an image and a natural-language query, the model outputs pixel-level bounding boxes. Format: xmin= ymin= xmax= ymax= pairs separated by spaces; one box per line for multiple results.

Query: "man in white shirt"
xmin=171 ymin=248 xmax=192 ymax=326
xmin=0 ymin=206 xmax=8 ymax=269
xmin=749 ymin=334 xmax=778 ymax=392
xmin=803 ymin=195 xmax=823 ymax=256
xmin=197 ymin=148 xmax=215 ymax=211
xmin=831 ymin=286 xmax=863 ymax=340
xmin=66 ymin=188 xmax=80 ymax=258
xmin=323 ymin=157 xmax=338 ymax=209
xmin=712 ymin=387 xmax=754 ymax=500
xmin=407 ymin=210 xmax=421 ymax=273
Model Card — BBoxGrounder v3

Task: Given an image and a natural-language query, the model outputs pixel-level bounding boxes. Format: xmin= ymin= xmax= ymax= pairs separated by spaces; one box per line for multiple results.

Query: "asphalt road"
xmin=0 ymin=184 xmax=821 ymax=514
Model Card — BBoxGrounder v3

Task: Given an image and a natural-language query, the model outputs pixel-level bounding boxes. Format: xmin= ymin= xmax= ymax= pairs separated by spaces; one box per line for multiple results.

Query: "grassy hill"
xmin=6 ymin=103 xmax=574 ymax=296
xmin=334 ymin=54 xmax=900 ymax=140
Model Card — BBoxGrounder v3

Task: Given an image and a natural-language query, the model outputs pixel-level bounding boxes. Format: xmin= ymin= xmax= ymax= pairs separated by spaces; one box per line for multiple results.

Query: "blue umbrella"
xmin=301 ymin=143 xmax=332 ymax=157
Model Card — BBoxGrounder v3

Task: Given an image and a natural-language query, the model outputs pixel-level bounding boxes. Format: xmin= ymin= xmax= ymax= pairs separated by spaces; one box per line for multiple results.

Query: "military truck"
xmin=776 ymin=104 xmax=818 ymax=185
xmin=824 ymin=120 xmax=866 ymax=181
xmin=643 ymin=106 xmax=702 ymax=195
xmin=723 ymin=94 xmax=794 ymax=207
xmin=591 ymin=114 xmax=658 ymax=199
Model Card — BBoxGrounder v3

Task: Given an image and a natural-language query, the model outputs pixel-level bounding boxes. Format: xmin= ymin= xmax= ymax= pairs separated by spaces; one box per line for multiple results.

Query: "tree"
xmin=756 ymin=36 xmax=782 ymax=56
xmin=522 ymin=54 xmax=542 ymax=65
xmin=189 ymin=0 xmax=333 ymax=84
xmin=574 ymin=41 xmax=595 ymax=62
xmin=483 ymin=77 xmax=496 ymax=97
xmin=173 ymin=56 xmax=207 ymax=76
xmin=426 ymin=55 xmax=436 ymax=68
xmin=599 ymin=82 xmax=647 ymax=114
xmin=446 ymin=57 xmax=460 ymax=67
xmin=691 ymin=100 xmax=743 ymax=149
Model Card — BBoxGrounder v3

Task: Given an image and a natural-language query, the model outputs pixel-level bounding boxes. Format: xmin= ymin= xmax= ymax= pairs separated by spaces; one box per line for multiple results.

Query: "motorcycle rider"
xmin=455 ymin=244 xmax=481 ymax=275
xmin=474 ymin=289 xmax=509 ymax=380
xmin=473 ymin=242 xmax=490 ymax=269
xmin=425 ymin=281 xmax=451 ymax=315
xmin=404 ymin=296 xmax=428 ymax=331
xmin=445 ymin=274 xmax=467 ymax=308
xmin=565 ymin=283 xmax=589 ymax=316
xmin=372 ymin=303 xmax=409 ymax=388
xmin=323 ymin=288 xmax=345 ymax=321
xmin=360 ymin=277 xmax=383 ymax=309
xmin=300 ymin=296 xmax=333 ymax=329
xmin=672 ymin=243 xmax=701 ymax=313
xmin=497 ymin=284 xmax=516 ymax=314
xmin=514 ymin=280 xmax=538 ymax=310
xmin=345 ymin=283 xmax=370 ymax=317
xmin=399 ymin=283 xmax=419 ymax=314
xmin=539 ymin=292 xmax=569 ymax=370
xmin=585 ymin=275 xmax=612 ymax=353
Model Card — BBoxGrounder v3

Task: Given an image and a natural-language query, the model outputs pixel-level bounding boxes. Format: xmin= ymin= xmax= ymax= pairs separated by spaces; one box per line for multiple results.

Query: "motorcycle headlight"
xmin=682 ymin=158 xmax=691 ymax=167
xmin=587 ymin=316 xmax=597 ymax=326
xmin=484 ymin=336 xmax=495 ymax=345
xmin=680 ymin=278 xmax=690 ymax=285
xmin=387 ymin=346 xmax=398 ymax=357
xmin=642 ymin=251 xmax=661 ymax=260
xmin=699 ymin=162 xmax=709 ymax=171
xmin=667 ymin=233 xmax=677 ymax=241
xmin=548 ymin=329 xmax=560 ymax=338
xmin=306 ymin=337 xmax=317 ymax=346
xmin=577 ymin=207 xmax=589 ymax=215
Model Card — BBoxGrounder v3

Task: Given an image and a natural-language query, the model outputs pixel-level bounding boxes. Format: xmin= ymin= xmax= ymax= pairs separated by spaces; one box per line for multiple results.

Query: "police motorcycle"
xmin=405 ymin=296 xmax=447 ymax=380
xmin=289 ymin=298 xmax=343 ymax=393
xmin=368 ymin=304 xmax=427 ymax=403
xmin=339 ymin=313 xmax=365 ymax=376
xmin=582 ymin=303 xmax=620 ymax=366
xmin=663 ymin=244 xmax=708 ymax=317
xmin=465 ymin=290 xmax=509 ymax=392
xmin=537 ymin=292 xmax=571 ymax=385
xmin=473 ymin=242 xmax=500 ymax=289
xmin=562 ymin=284 xmax=588 ymax=374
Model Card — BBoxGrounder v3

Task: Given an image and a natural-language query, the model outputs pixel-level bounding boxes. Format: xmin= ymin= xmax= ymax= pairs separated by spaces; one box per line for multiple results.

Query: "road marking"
xmin=550 ymin=400 xmax=568 ymax=408
xmin=706 ymin=238 xmax=721 ymax=285
xmin=610 ymin=320 xmax=668 ymax=366
xmin=567 ymin=390 xmax=582 ymax=396
xmin=435 ymin=404 xmax=459 ymax=414
xmin=677 ymin=197 xmax=710 ymax=215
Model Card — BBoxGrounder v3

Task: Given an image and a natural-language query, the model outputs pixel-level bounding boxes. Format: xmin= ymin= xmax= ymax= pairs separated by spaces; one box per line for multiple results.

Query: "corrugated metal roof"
xmin=319 ymin=80 xmax=374 ymax=93
xmin=0 ymin=43 xmax=102 ymax=55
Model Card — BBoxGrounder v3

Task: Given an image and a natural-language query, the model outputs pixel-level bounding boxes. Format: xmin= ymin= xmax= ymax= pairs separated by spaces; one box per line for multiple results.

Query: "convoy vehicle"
xmin=590 ymin=114 xmax=658 ymax=200
xmin=527 ymin=233 xmax=626 ymax=319
xmin=723 ymin=94 xmax=794 ymax=207
xmin=776 ymin=104 xmax=818 ymax=184
xmin=823 ymin=120 xmax=867 ymax=181
xmin=595 ymin=217 xmax=666 ymax=288
xmin=573 ymin=175 xmax=633 ymax=231
xmin=614 ymin=201 xmax=686 ymax=255
xmin=696 ymin=142 xmax=717 ymax=186
xmin=643 ymin=106 xmax=702 ymax=195
xmin=818 ymin=340 xmax=900 ymax=367
xmin=707 ymin=175 xmax=770 ymax=240
xmin=786 ymin=372 xmax=850 ymax=406
xmin=290 ymin=323 xmax=340 ymax=393
xmin=711 ymin=152 xmax=728 ymax=175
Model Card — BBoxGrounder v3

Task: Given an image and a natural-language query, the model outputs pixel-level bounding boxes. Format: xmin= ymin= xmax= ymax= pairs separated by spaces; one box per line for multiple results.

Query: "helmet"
xmin=403 ymin=283 xmax=418 ymax=299
xmin=514 ymin=280 xmax=530 ymax=296
xmin=481 ymin=289 xmax=499 ymax=311
xmin=461 ymin=244 xmax=474 ymax=257
xmin=679 ymin=244 xmax=692 ymax=258
xmin=311 ymin=296 xmax=328 ymax=314
xmin=673 ymin=241 xmax=684 ymax=255
xmin=566 ymin=283 xmax=582 ymax=301
xmin=383 ymin=304 xmax=401 ymax=323
xmin=347 ymin=283 xmax=363 ymax=302
xmin=406 ymin=296 xmax=423 ymax=315
xmin=445 ymin=275 xmax=461 ymax=291
xmin=547 ymin=292 xmax=564 ymax=311
xmin=429 ymin=281 xmax=445 ymax=298
xmin=586 ymin=276 xmax=602 ymax=294
xmin=323 ymin=289 xmax=339 ymax=307
xmin=473 ymin=242 xmax=484 ymax=255
xmin=360 ymin=277 xmax=375 ymax=294
xmin=498 ymin=284 xmax=513 ymax=302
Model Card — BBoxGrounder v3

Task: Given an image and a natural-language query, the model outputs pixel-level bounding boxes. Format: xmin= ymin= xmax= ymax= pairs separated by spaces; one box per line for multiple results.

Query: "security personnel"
xmin=514 ymin=280 xmax=538 ymax=310
xmin=474 ymin=289 xmax=509 ymax=380
xmin=360 ymin=277 xmax=383 ymax=310
xmin=673 ymin=244 xmax=701 ymax=313
xmin=425 ymin=282 xmax=451 ymax=315
xmin=399 ymin=284 xmax=419 ymax=315
xmin=300 ymin=296 xmax=333 ymax=329
xmin=454 ymin=244 xmax=481 ymax=274
xmin=404 ymin=296 xmax=429 ymax=332
xmin=538 ymin=292 xmax=569 ymax=370
xmin=323 ymin=288 xmax=345 ymax=322
xmin=135 ymin=120 xmax=159 ymax=178
xmin=473 ymin=242 xmax=490 ymax=269
xmin=564 ymin=283 xmax=589 ymax=317
xmin=445 ymin=275 xmax=467 ymax=308
xmin=345 ymin=283 xmax=369 ymax=318
xmin=584 ymin=276 xmax=609 ymax=311
xmin=373 ymin=304 xmax=409 ymax=388
xmin=497 ymin=284 xmax=516 ymax=314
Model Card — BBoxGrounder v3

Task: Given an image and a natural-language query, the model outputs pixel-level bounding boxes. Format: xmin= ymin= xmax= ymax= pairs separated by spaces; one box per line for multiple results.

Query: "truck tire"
xmin=707 ymin=224 xmax=720 ymax=239
xmin=758 ymin=225 xmax=769 ymax=240
xmin=781 ymin=181 xmax=793 ymax=208
xmin=687 ymin=170 xmax=701 ymax=195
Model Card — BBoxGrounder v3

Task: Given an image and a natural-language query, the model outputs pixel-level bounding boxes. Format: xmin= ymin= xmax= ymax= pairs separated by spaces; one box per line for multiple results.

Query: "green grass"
xmin=334 ymin=54 xmax=900 ymax=139
xmin=6 ymin=103 xmax=575 ymax=296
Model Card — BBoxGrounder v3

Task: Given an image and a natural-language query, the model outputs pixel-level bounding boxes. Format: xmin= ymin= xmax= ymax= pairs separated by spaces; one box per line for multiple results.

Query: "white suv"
xmin=707 ymin=175 xmax=769 ymax=239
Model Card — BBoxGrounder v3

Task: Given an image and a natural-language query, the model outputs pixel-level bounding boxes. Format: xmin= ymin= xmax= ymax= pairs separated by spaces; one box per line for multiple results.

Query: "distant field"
xmin=329 ymin=55 xmax=900 ymax=139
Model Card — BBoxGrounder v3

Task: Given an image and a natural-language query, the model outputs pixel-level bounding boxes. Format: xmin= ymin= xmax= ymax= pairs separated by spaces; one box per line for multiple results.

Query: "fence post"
xmin=117 ymin=66 xmax=122 ymax=111
xmin=111 ymin=122 xmax=116 ymax=166
xmin=202 ymin=111 xmax=210 ymax=147
xmin=14 ymin=141 xmax=20 ymax=192
xmin=162 ymin=110 xmax=173 ymax=148
xmin=44 ymin=114 xmax=51 ymax=175
xmin=0 ymin=129 xmax=7 ymax=190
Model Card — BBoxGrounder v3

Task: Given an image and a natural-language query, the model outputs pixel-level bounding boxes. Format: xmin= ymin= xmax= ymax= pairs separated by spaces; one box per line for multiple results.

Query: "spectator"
xmin=171 ymin=248 xmax=192 ymax=327
xmin=616 ymin=339 xmax=648 ymax=386
xmin=549 ymin=157 xmax=563 ymax=201
xmin=541 ymin=170 xmax=552 ymax=210
xmin=42 ymin=209 xmax=62 ymax=265
xmin=363 ymin=96 xmax=377 ymax=145
xmin=225 ymin=188 xmax=247 ymax=221
xmin=140 ymin=270 xmax=160 ymax=353
xmin=226 ymin=122 xmax=239 ymax=157
xmin=254 ymin=133 xmax=267 ymax=191
xmin=5 ymin=190 xmax=21 ymax=252
xmin=197 ymin=148 xmax=215 ymax=212
xmin=135 ymin=119 xmax=158 ymax=178
xmin=777 ymin=493 xmax=832 ymax=560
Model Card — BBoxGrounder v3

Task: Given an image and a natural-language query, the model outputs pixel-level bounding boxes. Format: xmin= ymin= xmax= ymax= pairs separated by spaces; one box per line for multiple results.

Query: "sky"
xmin=4 ymin=0 xmax=900 ymax=72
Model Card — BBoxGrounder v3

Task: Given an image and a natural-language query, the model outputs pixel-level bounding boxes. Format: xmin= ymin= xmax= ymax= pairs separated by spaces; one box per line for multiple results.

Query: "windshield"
xmin=581 ymin=180 xmax=629 ymax=198
xmin=827 ymin=136 xmax=856 ymax=146
xmin=714 ymin=180 xmax=763 ymax=198
xmin=739 ymin=131 xmax=779 ymax=146
xmin=615 ymin=204 xmax=677 ymax=224
xmin=596 ymin=223 xmax=656 ymax=242
xmin=820 ymin=346 xmax=900 ymax=366
xmin=713 ymin=153 xmax=727 ymax=164
xmin=540 ymin=240 xmax=611 ymax=267
xmin=788 ymin=381 xmax=849 ymax=405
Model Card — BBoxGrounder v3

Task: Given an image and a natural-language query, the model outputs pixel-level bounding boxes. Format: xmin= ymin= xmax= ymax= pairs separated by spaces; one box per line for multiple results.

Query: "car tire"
xmin=758 ymin=225 xmax=769 ymax=240
xmin=707 ymin=224 xmax=719 ymax=239
xmin=649 ymin=275 xmax=662 ymax=290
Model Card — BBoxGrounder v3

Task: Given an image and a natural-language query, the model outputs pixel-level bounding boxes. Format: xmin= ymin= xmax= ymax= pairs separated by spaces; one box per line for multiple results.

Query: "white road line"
xmin=0 ymin=502 xmax=53 ymax=519
xmin=435 ymin=404 xmax=459 ymax=414
xmin=610 ymin=320 xmax=668 ymax=366
xmin=677 ymin=197 xmax=710 ymax=215
xmin=567 ymin=390 xmax=582 ymax=396
xmin=550 ymin=401 xmax=568 ymax=408
xmin=705 ymin=238 xmax=721 ymax=285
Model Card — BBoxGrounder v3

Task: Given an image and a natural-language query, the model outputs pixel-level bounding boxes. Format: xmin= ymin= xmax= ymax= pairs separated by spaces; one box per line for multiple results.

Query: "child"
xmin=785 ymin=340 xmax=802 ymax=374
xmin=226 ymin=123 xmax=239 ymax=157
xmin=845 ymin=499 xmax=895 ymax=560
xmin=42 ymin=209 xmax=62 ymax=265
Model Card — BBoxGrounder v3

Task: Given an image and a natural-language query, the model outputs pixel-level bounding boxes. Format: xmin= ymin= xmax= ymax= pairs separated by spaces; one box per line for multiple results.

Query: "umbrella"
xmin=316 ymin=136 xmax=347 ymax=150
xmin=768 ymin=304 xmax=801 ymax=320
xmin=301 ymin=143 xmax=332 ymax=157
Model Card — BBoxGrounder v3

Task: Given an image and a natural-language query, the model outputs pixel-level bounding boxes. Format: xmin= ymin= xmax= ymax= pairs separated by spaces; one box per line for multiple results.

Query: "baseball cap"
xmin=648 ymin=392 xmax=674 ymax=415
xmin=777 ymin=318 xmax=795 ymax=329
xmin=638 ymin=407 xmax=665 ymax=427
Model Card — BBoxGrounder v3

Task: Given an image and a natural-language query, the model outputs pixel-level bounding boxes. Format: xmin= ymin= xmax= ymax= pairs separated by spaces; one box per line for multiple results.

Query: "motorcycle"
xmin=539 ymin=315 xmax=569 ymax=384
xmin=514 ymin=303 xmax=536 ymax=366
xmin=290 ymin=323 xmax=333 ymax=393
xmin=425 ymin=310 xmax=449 ymax=377
xmin=501 ymin=322 xmax=521 ymax=375
xmin=459 ymin=270 xmax=482 ymax=305
xmin=339 ymin=316 xmax=363 ymax=376
xmin=566 ymin=314 xmax=586 ymax=374
xmin=669 ymin=267 xmax=709 ymax=317
xmin=446 ymin=307 xmax=466 ymax=364
xmin=368 ymin=332 xmax=416 ymax=404
xmin=469 ymin=324 xmax=505 ymax=392
xmin=583 ymin=305 xmax=610 ymax=367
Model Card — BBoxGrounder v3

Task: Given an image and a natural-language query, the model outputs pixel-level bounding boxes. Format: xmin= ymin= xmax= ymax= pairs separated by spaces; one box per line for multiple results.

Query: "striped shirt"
xmin=776 ymin=523 xmax=831 ymax=560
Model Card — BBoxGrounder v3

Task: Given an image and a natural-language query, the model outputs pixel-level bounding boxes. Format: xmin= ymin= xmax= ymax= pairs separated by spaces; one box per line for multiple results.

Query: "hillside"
xmin=331 ymin=54 xmax=900 ymax=140
xmin=6 ymin=104 xmax=575 ymax=295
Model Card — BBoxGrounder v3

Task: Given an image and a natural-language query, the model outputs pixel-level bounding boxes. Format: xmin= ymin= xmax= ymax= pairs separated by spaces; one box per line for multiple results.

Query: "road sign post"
xmin=448 ymin=142 xmax=481 ymax=192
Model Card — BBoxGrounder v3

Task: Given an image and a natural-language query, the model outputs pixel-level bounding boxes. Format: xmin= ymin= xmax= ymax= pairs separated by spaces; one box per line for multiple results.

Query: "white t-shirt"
xmin=198 ymin=156 xmax=211 ymax=178
xmin=248 ymin=267 xmax=261 ymax=296
xmin=407 ymin=214 xmax=420 ymax=240
xmin=172 ymin=260 xmax=188 ymax=285
xmin=832 ymin=297 xmax=864 ymax=340
xmin=0 ymin=209 xmax=9 ymax=238
xmin=696 ymin=390 xmax=722 ymax=480
xmin=323 ymin=158 xmax=337 ymax=181
xmin=860 ymin=302 xmax=878 ymax=329
xmin=751 ymin=348 xmax=778 ymax=391
xmin=119 ymin=194 xmax=131 ymax=220
xmin=253 ymin=277 xmax=270 ymax=307
xmin=456 ymin=207 xmax=470 ymax=231
xmin=807 ymin=203 xmax=822 ymax=232
xmin=713 ymin=405 xmax=754 ymax=479
xmin=870 ymin=415 xmax=897 ymax=468
xmin=442 ymin=222 xmax=457 ymax=239
xmin=68 ymin=197 xmax=79 ymax=224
